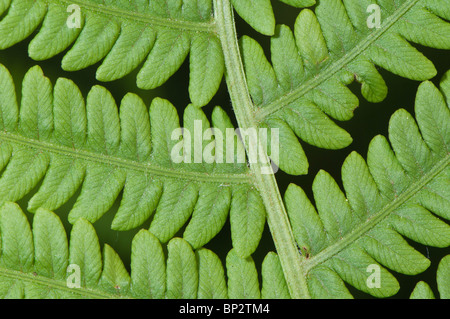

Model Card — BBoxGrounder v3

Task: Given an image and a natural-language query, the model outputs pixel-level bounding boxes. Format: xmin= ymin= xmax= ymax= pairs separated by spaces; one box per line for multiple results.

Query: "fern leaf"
xmin=183 ymin=184 xmax=232 ymax=249
xmin=226 ymin=249 xmax=260 ymax=299
xmin=0 ymin=0 xmax=447 ymax=301
xmin=230 ymin=0 xmax=315 ymax=36
xmin=0 ymin=202 xmax=172 ymax=298
xmin=0 ymin=63 xmax=265 ymax=257
xmin=100 ymin=244 xmax=131 ymax=295
xmin=166 ymin=237 xmax=198 ymax=299
xmin=230 ymin=185 xmax=266 ymax=258
xmin=239 ymin=0 xmax=450 ymax=175
xmin=33 ymin=208 xmax=69 ymax=281
xmin=69 ymin=217 xmax=102 ymax=291
xmin=260 ymin=252 xmax=291 ymax=299
xmin=197 ymin=248 xmax=228 ymax=299
xmin=130 ymin=229 xmax=166 ymax=299
xmin=0 ymin=203 xmax=106 ymax=298
xmin=0 ymin=201 xmax=285 ymax=299
xmin=437 ymin=255 xmax=450 ymax=298
xmin=279 ymin=0 xmax=316 ymax=8
xmin=410 ymin=254 xmax=450 ymax=299
xmin=284 ymin=73 xmax=450 ymax=298
xmin=230 ymin=0 xmax=276 ymax=36
xmin=0 ymin=0 xmax=223 ymax=107
xmin=410 ymin=281 xmax=435 ymax=299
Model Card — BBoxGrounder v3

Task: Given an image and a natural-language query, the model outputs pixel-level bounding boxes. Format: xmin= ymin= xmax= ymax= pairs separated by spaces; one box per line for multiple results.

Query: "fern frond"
xmin=230 ymin=0 xmax=315 ymax=36
xmin=239 ymin=0 xmax=450 ymax=175
xmin=437 ymin=255 xmax=450 ymax=298
xmin=0 ymin=63 xmax=266 ymax=258
xmin=0 ymin=202 xmax=131 ymax=298
xmin=284 ymin=72 xmax=450 ymax=298
xmin=0 ymin=0 xmax=223 ymax=107
xmin=409 ymin=254 xmax=450 ymax=299
xmin=0 ymin=202 xmax=287 ymax=299
xmin=410 ymin=281 xmax=436 ymax=299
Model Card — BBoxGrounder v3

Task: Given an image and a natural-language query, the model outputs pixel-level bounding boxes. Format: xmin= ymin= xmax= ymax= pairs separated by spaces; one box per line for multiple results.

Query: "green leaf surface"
xmin=238 ymin=0 xmax=450 ymax=176
xmin=0 ymin=201 xmax=290 ymax=299
xmin=0 ymin=0 xmax=449 ymax=301
xmin=130 ymin=230 xmax=166 ymax=299
xmin=226 ymin=249 xmax=260 ymax=299
xmin=197 ymin=248 xmax=228 ymax=299
xmin=230 ymin=185 xmax=266 ymax=258
xmin=166 ymin=238 xmax=198 ymax=299
xmin=261 ymin=252 xmax=291 ymax=299
xmin=284 ymin=75 xmax=450 ymax=298
xmin=410 ymin=281 xmax=435 ymax=299
xmin=0 ymin=0 xmax=222 ymax=107
xmin=231 ymin=0 xmax=275 ymax=36
xmin=0 ymin=63 xmax=262 ymax=254
xmin=437 ymin=255 xmax=450 ymax=298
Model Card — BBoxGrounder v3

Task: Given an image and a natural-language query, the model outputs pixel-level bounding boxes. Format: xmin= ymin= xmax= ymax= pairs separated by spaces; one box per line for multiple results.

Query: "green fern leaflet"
xmin=0 ymin=0 xmax=448 ymax=300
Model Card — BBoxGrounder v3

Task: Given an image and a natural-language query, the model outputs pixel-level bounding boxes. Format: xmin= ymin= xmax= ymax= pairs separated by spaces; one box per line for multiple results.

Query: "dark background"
xmin=0 ymin=1 xmax=449 ymax=299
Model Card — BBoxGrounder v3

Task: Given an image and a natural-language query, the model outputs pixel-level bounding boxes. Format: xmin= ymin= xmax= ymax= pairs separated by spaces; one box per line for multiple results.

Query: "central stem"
xmin=213 ymin=0 xmax=311 ymax=299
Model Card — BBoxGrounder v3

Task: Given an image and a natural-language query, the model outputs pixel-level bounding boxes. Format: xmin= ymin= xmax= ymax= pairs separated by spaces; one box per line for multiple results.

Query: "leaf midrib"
xmin=0 ymin=266 xmax=127 ymax=299
xmin=51 ymin=0 xmax=216 ymax=32
xmin=303 ymin=154 xmax=450 ymax=274
xmin=255 ymin=0 xmax=421 ymax=121
xmin=213 ymin=0 xmax=311 ymax=299
xmin=0 ymin=131 xmax=252 ymax=184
